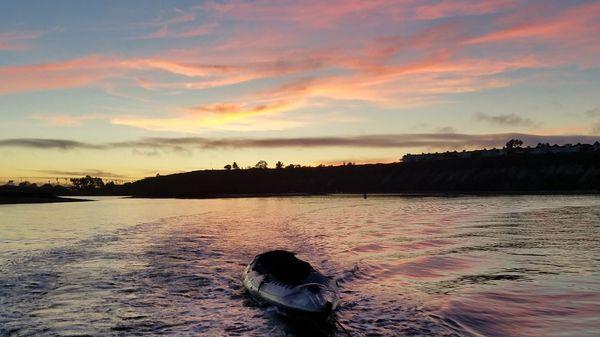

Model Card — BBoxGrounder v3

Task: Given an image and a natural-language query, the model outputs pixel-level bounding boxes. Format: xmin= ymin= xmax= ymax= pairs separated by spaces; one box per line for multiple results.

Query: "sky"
xmin=1 ymin=0 xmax=599 ymax=182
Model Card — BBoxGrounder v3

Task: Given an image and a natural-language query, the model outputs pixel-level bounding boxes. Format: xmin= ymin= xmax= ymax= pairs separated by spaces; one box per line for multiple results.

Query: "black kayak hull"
xmin=243 ymin=251 xmax=339 ymax=315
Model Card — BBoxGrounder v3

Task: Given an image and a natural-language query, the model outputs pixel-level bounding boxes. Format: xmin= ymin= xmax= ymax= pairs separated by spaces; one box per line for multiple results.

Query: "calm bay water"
xmin=1 ymin=195 xmax=599 ymax=336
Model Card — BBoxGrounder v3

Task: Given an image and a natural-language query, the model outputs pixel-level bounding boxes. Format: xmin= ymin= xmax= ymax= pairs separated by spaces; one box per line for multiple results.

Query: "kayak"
xmin=243 ymin=250 xmax=339 ymax=315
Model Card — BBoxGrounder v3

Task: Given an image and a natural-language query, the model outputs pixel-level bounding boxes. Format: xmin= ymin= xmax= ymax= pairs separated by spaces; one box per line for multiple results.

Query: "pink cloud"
xmin=143 ymin=25 xmax=169 ymax=39
xmin=161 ymin=8 xmax=196 ymax=25
xmin=121 ymin=58 xmax=237 ymax=77
xmin=0 ymin=55 xmax=119 ymax=94
xmin=199 ymin=0 xmax=407 ymax=27
xmin=0 ymin=55 xmax=243 ymax=94
xmin=253 ymin=53 xmax=541 ymax=109
xmin=415 ymin=0 xmax=519 ymax=20
xmin=0 ymin=29 xmax=51 ymax=51
xmin=141 ymin=22 xmax=216 ymax=39
xmin=140 ymin=7 xmax=214 ymax=39
xmin=465 ymin=1 xmax=600 ymax=45
xmin=3 ymin=0 xmax=599 ymax=133
xmin=0 ymin=42 xmax=25 ymax=51
xmin=176 ymin=23 xmax=217 ymax=38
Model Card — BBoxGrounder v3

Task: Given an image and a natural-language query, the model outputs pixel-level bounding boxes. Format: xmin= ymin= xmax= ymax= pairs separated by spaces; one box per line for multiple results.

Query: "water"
xmin=1 ymin=195 xmax=599 ymax=336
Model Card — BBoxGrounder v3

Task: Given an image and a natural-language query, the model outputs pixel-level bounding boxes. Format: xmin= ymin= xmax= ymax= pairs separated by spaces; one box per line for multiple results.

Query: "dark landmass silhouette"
xmin=0 ymin=184 xmax=88 ymax=204
xmin=118 ymin=150 xmax=600 ymax=198
xmin=2 ymin=144 xmax=600 ymax=202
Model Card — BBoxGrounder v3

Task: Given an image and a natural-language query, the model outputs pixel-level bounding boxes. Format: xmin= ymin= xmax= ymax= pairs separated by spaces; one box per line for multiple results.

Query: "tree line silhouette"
xmin=119 ymin=148 xmax=600 ymax=197
xmin=223 ymin=160 xmax=299 ymax=170
xmin=3 ymin=141 xmax=600 ymax=200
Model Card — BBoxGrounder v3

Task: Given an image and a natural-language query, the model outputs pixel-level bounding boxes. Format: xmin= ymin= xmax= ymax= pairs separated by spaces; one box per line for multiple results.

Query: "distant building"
xmin=401 ymin=142 xmax=600 ymax=162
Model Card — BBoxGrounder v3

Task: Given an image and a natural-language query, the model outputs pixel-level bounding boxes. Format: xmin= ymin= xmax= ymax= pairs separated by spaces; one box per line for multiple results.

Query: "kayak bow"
xmin=243 ymin=250 xmax=339 ymax=315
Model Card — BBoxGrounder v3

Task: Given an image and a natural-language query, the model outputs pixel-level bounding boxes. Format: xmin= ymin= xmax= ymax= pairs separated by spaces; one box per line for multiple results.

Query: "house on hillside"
xmin=402 ymin=141 xmax=599 ymax=162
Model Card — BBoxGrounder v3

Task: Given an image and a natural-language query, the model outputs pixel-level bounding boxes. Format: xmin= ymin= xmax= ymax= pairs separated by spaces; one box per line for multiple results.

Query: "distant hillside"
xmin=120 ymin=150 xmax=600 ymax=197
xmin=0 ymin=184 xmax=88 ymax=204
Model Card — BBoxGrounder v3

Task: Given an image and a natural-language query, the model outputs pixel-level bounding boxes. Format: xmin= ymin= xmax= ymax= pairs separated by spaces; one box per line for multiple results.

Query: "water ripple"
xmin=1 ymin=195 xmax=599 ymax=336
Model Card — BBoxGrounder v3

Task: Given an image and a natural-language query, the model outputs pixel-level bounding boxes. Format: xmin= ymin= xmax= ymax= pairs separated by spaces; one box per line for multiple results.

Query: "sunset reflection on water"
xmin=1 ymin=195 xmax=599 ymax=336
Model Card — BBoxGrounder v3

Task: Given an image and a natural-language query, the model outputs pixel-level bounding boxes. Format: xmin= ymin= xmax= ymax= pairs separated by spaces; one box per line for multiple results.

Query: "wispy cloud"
xmin=0 ymin=55 xmax=119 ymax=94
xmin=30 ymin=114 xmax=105 ymax=126
xmin=138 ymin=7 xmax=217 ymax=39
xmin=1 ymin=133 xmax=598 ymax=152
xmin=585 ymin=107 xmax=600 ymax=117
xmin=196 ymin=0 xmax=404 ymax=28
xmin=0 ymin=55 xmax=240 ymax=95
xmin=414 ymin=0 xmax=519 ymax=20
xmin=1 ymin=1 xmax=599 ymax=133
xmin=474 ymin=112 xmax=535 ymax=127
xmin=0 ymin=28 xmax=55 ymax=51
xmin=108 ymin=133 xmax=599 ymax=150
xmin=111 ymin=99 xmax=300 ymax=132
xmin=141 ymin=23 xmax=216 ymax=39
xmin=0 ymin=138 xmax=103 ymax=150
xmin=463 ymin=1 xmax=600 ymax=46
xmin=436 ymin=126 xmax=457 ymax=133
xmin=29 ymin=169 xmax=128 ymax=178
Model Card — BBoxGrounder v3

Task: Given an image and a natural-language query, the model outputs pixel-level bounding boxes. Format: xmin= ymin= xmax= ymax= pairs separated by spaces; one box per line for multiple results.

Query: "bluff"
xmin=120 ymin=151 xmax=600 ymax=197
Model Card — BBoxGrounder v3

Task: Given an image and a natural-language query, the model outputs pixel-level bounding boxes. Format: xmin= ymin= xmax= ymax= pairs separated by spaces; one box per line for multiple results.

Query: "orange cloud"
xmin=111 ymin=100 xmax=301 ymax=132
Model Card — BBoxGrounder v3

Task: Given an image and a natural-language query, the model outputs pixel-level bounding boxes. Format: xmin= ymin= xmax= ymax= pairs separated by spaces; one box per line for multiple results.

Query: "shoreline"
xmin=128 ymin=190 xmax=600 ymax=200
xmin=3 ymin=191 xmax=598 ymax=204
xmin=0 ymin=196 xmax=91 ymax=205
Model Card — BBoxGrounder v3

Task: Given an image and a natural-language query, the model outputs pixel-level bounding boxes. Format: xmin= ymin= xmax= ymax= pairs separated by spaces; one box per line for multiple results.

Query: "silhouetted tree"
xmin=70 ymin=175 xmax=104 ymax=190
xmin=275 ymin=161 xmax=284 ymax=169
xmin=18 ymin=181 xmax=32 ymax=187
xmin=224 ymin=164 xmax=232 ymax=170
xmin=254 ymin=160 xmax=268 ymax=169
xmin=505 ymin=139 xmax=523 ymax=149
xmin=232 ymin=162 xmax=240 ymax=170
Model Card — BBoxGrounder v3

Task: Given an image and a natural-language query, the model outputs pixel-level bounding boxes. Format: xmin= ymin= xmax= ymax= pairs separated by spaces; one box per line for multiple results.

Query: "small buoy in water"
xmin=243 ymin=250 xmax=339 ymax=316
xmin=363 ymin=193 xmax=367 ymax=199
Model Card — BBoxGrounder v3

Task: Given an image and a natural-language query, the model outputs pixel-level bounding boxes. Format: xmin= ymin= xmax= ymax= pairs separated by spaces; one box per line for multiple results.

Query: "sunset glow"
xmin=1 ymin=0 xmax=599 ymax=181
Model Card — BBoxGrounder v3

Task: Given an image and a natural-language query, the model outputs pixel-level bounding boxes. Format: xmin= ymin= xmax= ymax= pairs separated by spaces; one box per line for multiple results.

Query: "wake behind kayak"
xmin=243 ymin=250 xmax=339 ymax=316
